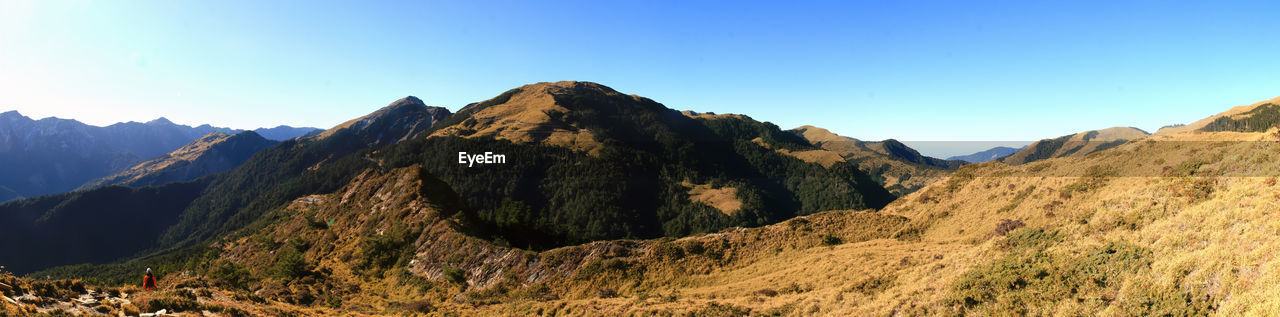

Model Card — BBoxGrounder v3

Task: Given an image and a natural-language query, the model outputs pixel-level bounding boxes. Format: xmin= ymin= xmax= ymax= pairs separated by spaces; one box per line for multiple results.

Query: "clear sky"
xmin=3 ymin=1 xmax=1279 ymax=157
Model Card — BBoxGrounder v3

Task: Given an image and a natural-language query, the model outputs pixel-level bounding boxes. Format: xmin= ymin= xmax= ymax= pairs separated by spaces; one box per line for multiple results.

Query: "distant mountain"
xmin=999 ymin=127 xmax=1149 ymax=165
xmin=947 ymin=146 xmax=1023 ymax=163
xmin=0 ymin=98 xmax=453 ymax=274
xmin=80 ymin=131 xmax=278 ymax=189
xmin=0 ymin=111 xmax=322 ymax=201
xmin=789 ymin=125 xmax=964 ymax=195
xmin=0 ymin=112 xmax=229 ymax=199
xmin=253 ymin=125 xmax=323 ymax=141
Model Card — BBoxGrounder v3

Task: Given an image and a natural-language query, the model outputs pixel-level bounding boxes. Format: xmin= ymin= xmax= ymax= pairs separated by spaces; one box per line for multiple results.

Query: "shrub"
xmin=442 ymin=266 xmax=466 ymax=285
xmin=145 ymin=297 xmax=200 ymax=312
xmin=821 ymin=234 xmax=843 ymax=246
xmin=208 ymin=261 xmax=252 ymax=290
xmin=651 ymin=241 xmax=685 ymax=260
xmin=406 ymin=300 xmax=434 ymax=313
xmin=271 ymin=243 xmax=309 ymax=279
xmin=991 ymin=219 xmax=1026 ymax=237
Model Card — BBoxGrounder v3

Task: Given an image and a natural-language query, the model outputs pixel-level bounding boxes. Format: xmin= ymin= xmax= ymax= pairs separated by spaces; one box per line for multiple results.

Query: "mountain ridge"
xmin=947 ymin=146 xmax=1024 ymax=163
xmin=79 ymin=131 xmax=279 ymax=189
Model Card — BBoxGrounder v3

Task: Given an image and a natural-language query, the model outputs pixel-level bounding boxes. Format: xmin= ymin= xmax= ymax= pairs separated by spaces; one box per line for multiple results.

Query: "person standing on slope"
xmin=143 ymin=268 xmax=157 ymax=291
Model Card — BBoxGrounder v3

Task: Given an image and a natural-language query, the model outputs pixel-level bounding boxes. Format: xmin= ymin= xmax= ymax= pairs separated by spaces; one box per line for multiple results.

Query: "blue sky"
xmin=2 ymin=1 xmax=1279 ymax=157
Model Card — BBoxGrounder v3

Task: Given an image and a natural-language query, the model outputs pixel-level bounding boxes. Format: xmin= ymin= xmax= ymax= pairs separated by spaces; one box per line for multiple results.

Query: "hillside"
xmin=81 ymin=131 xmax=278 ymax=189
xmin=406 ymin=81 xmax=894 ymax=248
xmin=1155 ymin=96 xmax=1280 ymax=135
xmin=999 ymin=126 xmax=1149 ymax=165
xmin=947 ymin=146 xmax=1023 ymax=163
xmin=789 ymin=125 xmax=962 ymax=195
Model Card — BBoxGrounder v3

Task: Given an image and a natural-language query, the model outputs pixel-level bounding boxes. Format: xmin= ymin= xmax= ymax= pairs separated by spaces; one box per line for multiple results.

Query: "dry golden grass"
xmin=430 ymin=81 xmax=607 ymax=155
xmin=681 ymin=180 xmax=742 ymax=215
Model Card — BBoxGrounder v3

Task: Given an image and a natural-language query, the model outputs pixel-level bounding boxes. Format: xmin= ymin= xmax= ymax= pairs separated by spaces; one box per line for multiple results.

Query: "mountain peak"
xmin=391 ymin=96 xmax=425 ymax=107
xmin=0 ymin=110 xmax=28 ymax=121
xmin=147 ymin=117 xmax=175 ymax=125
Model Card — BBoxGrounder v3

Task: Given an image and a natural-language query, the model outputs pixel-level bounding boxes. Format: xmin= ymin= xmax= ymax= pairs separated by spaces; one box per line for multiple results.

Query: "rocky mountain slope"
xmin=789 ymin=125 xmax=963 ymax=195
xmin=80 ymin=131 xmax=278 ymax=189
xmin=947 ymin=146 xmax=1023 ymax=163
xmin=999 ymin=126 xmax=1149 ymax=165
xmin=0 ymin=97 xmax=452 ymax=276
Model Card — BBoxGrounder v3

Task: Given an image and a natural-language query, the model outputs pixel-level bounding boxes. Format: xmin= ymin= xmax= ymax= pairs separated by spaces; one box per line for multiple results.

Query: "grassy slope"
xmin=11 ymin=128 xmax=1280 ymax=315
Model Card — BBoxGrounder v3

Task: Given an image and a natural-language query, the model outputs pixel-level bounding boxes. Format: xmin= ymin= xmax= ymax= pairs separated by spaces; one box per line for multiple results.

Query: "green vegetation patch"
xmin=948 ymin=228 xmax=1212 ymax=315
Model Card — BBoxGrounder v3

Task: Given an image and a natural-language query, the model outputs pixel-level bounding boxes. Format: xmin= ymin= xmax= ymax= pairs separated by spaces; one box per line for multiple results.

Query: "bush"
xmin=442 ymin=266 xmax=466 ymax=285
xmin=271 ymin=243 xmax=309 ymax=279
xmin=208 ymin=261 xmax=252 ymax=290
xmin=821 ymin=234 xmax=843 ymax=246
xmin=651 ymin=241 xmax=685 ymax=260
xmin=145 ymin=297 xmax=200 ymax=312
xmin=991 ymin=219 xmax=1026 ymax=237
xmin=406 ymin=300 xmax=434 ymax=313
xmin=355 ymin=225 xmax=415 ymax=276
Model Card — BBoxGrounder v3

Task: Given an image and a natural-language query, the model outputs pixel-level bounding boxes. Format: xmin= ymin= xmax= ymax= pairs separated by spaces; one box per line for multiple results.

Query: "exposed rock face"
xmin=316 ymin=96 xmax=452 ymax=148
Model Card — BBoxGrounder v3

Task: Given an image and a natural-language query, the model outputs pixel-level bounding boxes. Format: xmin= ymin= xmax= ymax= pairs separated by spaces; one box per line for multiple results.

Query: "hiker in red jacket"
xmin=143 ymin=268 xmax=157 ymax=291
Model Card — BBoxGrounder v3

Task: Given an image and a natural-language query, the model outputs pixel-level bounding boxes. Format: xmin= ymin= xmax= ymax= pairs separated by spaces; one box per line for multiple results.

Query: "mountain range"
xmin=0 ymin=111 xmax=319 ymax=201
xmin=8 ymin=82 xmax=1277 ymax=315
xmin=79 ymin=131 xmax=279 ymax=189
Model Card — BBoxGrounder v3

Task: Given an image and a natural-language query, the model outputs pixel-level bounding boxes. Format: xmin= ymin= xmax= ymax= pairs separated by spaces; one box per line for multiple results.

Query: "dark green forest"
xmin=1201 ymin=103 xmax=1280 ymax=132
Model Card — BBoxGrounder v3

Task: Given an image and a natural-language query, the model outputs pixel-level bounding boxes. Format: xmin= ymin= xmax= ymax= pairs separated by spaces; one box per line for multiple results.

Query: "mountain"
xmin=411 ymin=81 xmax=894 ymax=248
xmin=947 ymin=146 xmax=1023 ymax=163
xmin=253 ymin=125 xmax=323 ymax=141
xmin=80 ymin=131 xmax=278 ymax=189
xmin=24 ymin=123 xmax=1266 ymax=316
xmin=10 ymin=89 xmax=1280 ymax=316
xmin=998 ymin=126 xmax=1149 ymax=165
xmin=0 ymin=112 xmax=231 ymax=200
xmin=0 ymin=97 xmax=452 ymax=276
xmin=8 ymin=81 xmax=891 ymax=281
xmin=0 ymin=111 xmax=321 ymax=201
xmin=1155 ymin=96 xmax=1280 ymax=135
xmin=789 ymin=125 xmax=963 ymax=195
